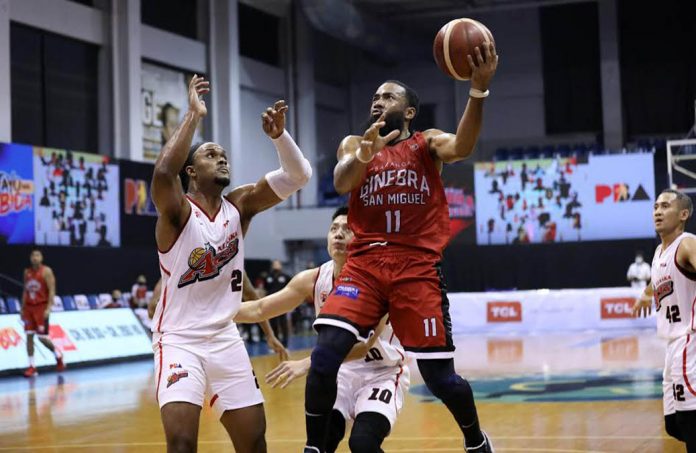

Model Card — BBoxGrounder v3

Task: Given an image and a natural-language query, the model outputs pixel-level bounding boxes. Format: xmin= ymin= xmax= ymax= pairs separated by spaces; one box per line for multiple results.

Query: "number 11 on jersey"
xmin=385 ymin=210 xmax=401 ymax=233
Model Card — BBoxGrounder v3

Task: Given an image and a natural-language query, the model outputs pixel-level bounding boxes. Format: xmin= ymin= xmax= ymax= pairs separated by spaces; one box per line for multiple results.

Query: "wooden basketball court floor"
xmin=0 ymin=328 xmax=684 ymax=452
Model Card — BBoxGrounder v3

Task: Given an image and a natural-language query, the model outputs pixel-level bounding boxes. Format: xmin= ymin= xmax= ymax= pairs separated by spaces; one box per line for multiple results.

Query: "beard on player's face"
xmin=214 ymin=175 xmax=231 ymax=188
xmin=360 ymin=109 xmax=406 ymax=143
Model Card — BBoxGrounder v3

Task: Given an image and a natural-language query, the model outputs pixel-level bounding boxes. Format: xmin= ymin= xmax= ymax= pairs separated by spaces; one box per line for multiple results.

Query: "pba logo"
xmin=595 ymin=183 xmax=650 ymax=204
xmin=124 ymin=178 xmax=157 ymax=216
xmin=487 ymin=301 xmax=522 ymax=323
xmin=600 ymin=298 xmax=635 ymax=319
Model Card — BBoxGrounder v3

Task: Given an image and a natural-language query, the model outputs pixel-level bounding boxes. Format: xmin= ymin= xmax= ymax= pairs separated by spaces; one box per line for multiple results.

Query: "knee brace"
xmin=348 ymin=412 xmax=390 ymax=453
xmin=419 ymin=359 xmax=469 ymax=400
xmin=310 ymin=344 xmax=344 ymax=376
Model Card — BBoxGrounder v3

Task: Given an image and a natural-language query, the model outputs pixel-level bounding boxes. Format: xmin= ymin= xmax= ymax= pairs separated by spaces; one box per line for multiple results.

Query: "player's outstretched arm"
xmin=632 ymin=284 xmax=653 ymax=318
xmin=226 ymin=101 xmax=311 ymax=233
xmin=344 ymin=314 xmax=389 ymax=361
xmin=234 ymin=268 xmax=317 ymax=323
xmin=151 ymin=75 xmax=209 ymax=250
xmin=240 ymin=273 xmax=289 ymax=361
xmin=425 ymin=42 xmax=498 ymax=165
xmin=333 ymin=113 xmax=400 ymax=194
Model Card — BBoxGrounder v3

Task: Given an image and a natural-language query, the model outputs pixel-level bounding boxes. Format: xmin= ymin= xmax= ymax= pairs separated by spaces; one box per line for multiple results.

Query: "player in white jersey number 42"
xmin=633 ymin=189 xmax=696 ymax=452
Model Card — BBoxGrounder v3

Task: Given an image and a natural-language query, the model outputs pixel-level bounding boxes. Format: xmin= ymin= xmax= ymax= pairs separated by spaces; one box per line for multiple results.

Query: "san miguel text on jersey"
xmin=359 ymin=165 xmax=431 ymax=207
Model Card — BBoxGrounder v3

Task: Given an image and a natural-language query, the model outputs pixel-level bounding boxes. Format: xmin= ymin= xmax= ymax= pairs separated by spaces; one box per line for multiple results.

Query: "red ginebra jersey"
xmin=24 ymin=265 xmax=49 ymax=306
xmin=348 ymin=131 xmax=450 ymax=255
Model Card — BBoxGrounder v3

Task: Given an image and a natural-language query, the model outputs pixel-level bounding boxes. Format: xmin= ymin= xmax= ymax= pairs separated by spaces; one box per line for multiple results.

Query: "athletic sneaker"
xmin=23 ymin=366 xmax=38 ymax=378
xmin=303 ymin=447 xmax=321 ymax=453
xmin=466 ymin=431 xmax=494 ymax=453
xmin=56 ymin=356 xmax=66 ymax=372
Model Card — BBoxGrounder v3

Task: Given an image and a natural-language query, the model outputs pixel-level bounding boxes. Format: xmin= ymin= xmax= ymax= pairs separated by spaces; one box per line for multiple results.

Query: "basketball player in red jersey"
xmin=151 ymin=75 xmax=311 ymax=452
xmin=22 ymin=249 xmax=64 ymax=377
xmin=304 ymin=42 xmax=498 ymax=453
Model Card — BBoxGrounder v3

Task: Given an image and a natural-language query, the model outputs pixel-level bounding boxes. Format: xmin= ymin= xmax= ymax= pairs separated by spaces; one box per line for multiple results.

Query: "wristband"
xmin=469 ymin=88 xmax=490 ymax=98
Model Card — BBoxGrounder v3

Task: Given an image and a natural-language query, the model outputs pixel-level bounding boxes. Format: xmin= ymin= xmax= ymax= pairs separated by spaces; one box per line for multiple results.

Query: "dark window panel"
xmin=10 ymin=24 xmax=44 ymax=146
xmin=540 ymin=2 xmax=603 ymax=135
xmin=238 ymin=3 xmax=280 ymax=67
xmin=141 ymin=0 xmax=198 ymax=39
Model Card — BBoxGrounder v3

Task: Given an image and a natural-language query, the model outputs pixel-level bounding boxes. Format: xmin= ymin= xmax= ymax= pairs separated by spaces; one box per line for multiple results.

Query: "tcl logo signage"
xmin=602 ymin=336 xmax=638 ymax=361
xmin=487 ymin=301 xmax=522 ymax=322
xmin=487 ymin=339 xmax=523 ymax=363
xmin=601 ymin=298 xmax=635 ymax=319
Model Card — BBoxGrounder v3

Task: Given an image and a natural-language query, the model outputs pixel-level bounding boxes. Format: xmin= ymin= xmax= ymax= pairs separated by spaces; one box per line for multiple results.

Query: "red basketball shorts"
xmin=22 ymin=303 xmax=49 ymax=334
xmin=315 ymin=249 xmax=455 ymax=359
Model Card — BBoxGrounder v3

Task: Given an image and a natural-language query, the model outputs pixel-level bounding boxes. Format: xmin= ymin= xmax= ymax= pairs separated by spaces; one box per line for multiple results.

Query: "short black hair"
xmin=332 ymin=206 xmax=348 ymax=221
xmin=384 ymin=79 xmax=419 ymax=118
xmin=179 ymin=142 xmax=203 ymax=192
xmin=30 ymin=248 xmax=42 ymax=254
xmin=660 ymin=188 xmax=693 ymax=218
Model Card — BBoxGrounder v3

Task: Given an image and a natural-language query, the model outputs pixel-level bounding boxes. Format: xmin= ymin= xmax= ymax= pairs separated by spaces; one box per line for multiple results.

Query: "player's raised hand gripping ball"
xmin=262 ymin=100 xmax=288 ymax=139
xmin=433 ymin=18 xmax=497 ymax=84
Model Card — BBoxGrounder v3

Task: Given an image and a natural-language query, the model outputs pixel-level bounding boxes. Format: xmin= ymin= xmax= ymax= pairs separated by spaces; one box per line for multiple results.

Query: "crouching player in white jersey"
xmin=634 ymin=189 xmax=696 ymax=452
xmin=235 ymin=206 xmax=410 ymax=453
xmin=150 ymin=75 xmax=311 ymax=453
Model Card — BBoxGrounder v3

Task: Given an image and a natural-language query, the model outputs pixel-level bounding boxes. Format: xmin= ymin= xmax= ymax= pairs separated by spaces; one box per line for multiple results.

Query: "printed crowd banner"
xmin=474 ymin=153 xmax=655 ymax=245
xmin=33 ymin=147 xmax=120 ymax=247
xmin=0 ymin=143 xmax=35 ymax=244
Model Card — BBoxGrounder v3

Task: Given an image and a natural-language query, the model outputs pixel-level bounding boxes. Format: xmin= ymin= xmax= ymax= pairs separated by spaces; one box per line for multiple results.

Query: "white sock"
xmin=28 ymin=356 xmax=35 ymax=367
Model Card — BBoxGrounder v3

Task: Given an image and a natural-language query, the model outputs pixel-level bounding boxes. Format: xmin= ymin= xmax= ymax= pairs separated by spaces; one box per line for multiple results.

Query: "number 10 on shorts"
xmin=423 ymin=317 xmax=437 ymax=337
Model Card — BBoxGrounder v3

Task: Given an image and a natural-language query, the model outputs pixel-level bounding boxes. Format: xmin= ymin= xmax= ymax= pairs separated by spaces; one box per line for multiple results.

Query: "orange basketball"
xmin=433 ymin=18 xmax=495 ymax=81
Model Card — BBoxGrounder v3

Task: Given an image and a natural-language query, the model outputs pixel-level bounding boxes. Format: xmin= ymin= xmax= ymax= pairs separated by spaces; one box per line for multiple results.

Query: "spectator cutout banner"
xmin=474 ymin=153 xmax=655 ymax=245
xmin=33 ymin=147 xmax=120 ymax=246
xmin=0 ymin=142 xmax=120 ymax=246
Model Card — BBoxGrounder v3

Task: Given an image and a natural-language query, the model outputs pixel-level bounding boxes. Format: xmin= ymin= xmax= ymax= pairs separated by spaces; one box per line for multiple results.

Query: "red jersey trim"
xmin=157 ymin=206 xmax=193 ymax=254
xmin=210 ymin=393 xmax=219 ymax=407
xmin=674 ymin=242 xmax=696 ymax=281
xmin=684 ymin=334 xmax=696 ymax=397
xmin=156 ymin=286 xmax=168 ymax=333
xmin=310 ymin=268 xmax=320 ymax=304
xmin=155 ymin=341 xmax=163 ymax=403
xmin=186 ymin=194 xmax=221 ymax=222
xmin=159 ymin=261 xmax=171 ymax=276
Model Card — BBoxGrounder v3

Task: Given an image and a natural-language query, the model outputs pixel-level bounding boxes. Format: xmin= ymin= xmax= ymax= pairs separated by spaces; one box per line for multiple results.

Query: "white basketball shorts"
xmin=663 ymin=333 xmax=696 ymax=415
xmin=153 ymin=324 xmax=263 ymax=418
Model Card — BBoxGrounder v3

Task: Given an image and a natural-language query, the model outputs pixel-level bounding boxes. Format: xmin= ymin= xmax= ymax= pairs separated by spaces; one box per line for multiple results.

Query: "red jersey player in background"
xmin=22 ymin=249 xmax=65 ymax=377
xmin=304 ymin=42 xmax=498 ymax=453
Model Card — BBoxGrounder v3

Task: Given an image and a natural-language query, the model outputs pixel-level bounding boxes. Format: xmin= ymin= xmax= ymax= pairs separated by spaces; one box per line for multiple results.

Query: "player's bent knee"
xmin=348 ymin=412 xmax=390 ymax=453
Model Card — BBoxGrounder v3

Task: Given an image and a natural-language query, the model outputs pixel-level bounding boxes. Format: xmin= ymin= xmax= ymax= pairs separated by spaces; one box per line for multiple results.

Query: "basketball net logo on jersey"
xmin=178 ymin=233 xmax=239 ymax=288
xmin=653 ymin=278 xmax=674 ymax=311
xmin=359 ymin=164 xmax=431 ymax=207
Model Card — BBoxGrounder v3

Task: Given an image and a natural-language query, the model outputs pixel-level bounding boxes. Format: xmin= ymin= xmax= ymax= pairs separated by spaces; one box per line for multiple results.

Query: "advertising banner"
xmin=0 ymin=309 xmax=152 ymax=373
xmin=0 ymin=143 xmax=35 ymax=244
xmin=447 ymin=287 xmax=655 ymax=334
xmin=141 ymin=62 xmax=205 ymax=161
xmin=474 ymin=153 xmax=655 ymax=244
xmin=120 ymin=160 xmax=157 ymax=247
xmin=442 ymin=161 xmax=476 ymax=244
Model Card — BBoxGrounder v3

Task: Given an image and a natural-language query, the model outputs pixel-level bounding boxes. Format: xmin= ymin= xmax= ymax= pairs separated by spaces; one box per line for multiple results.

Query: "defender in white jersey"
xmin=151 ymin=75 xmax=311 ymax=453
xmin=634 ymin=189 xmax=696 ymax=451
xmin=235 ymin=207 xmax=410 ymax=452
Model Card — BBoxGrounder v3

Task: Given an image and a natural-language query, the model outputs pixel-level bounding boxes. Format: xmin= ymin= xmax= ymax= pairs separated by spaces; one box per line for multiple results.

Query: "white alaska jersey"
xmin=314 ymin=261 xmax=406 ymax=370
xmin=651 ymin=232 xmax=696 ymax=341
xmin=153 ymin=196 xmax=244 ymax=336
